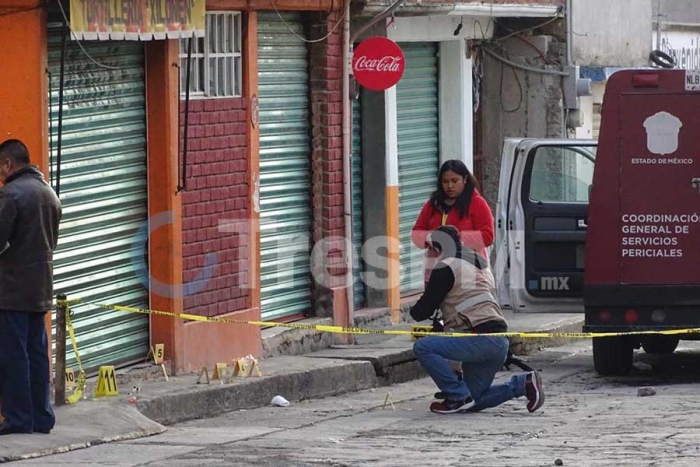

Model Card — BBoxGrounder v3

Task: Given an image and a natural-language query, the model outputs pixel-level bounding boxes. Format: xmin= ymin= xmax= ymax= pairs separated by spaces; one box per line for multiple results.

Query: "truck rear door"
xmin=619 ymin=94 xmax=700 ymax=285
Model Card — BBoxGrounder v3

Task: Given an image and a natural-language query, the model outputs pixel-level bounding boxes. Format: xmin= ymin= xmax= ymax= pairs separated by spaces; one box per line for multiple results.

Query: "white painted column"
xmin=388 ymin=15 xmax=481 ymax=173
xmin=439 ymin=40 xmax=474 ymax=171
xmin=385 ymin=85 xmax=399 ymax=187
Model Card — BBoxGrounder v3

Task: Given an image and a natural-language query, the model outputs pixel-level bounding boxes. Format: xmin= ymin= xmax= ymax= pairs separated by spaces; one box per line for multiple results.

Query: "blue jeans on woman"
xmin=413 ymin=335 xmax=527 ymax=412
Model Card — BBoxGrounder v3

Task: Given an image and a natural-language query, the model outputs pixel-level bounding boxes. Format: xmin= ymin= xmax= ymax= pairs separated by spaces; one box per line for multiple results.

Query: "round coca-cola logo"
xmin=352 ymin=37 xmax=405 ymax=91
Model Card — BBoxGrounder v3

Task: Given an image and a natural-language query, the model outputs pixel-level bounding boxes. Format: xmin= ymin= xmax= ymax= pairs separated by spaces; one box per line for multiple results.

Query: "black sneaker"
xmin=429 ymin=397 xmax=475 ymax=414
xmin=434 ymin=370 xmax=463 ymax=399
xmin=0 ymin=424 xmax=32 ymax=436
xmin=525 ymin=371 xmax=545 ymax=412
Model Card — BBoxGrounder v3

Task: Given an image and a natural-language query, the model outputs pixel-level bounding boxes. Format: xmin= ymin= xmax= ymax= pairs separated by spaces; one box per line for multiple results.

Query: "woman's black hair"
xmin=429 ymin=159 xmax=479 ymax=218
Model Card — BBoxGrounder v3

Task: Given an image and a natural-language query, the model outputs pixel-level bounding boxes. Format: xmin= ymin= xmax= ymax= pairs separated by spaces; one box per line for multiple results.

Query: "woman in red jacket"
xmin=412 ymin=159 xmax=495 ymax=283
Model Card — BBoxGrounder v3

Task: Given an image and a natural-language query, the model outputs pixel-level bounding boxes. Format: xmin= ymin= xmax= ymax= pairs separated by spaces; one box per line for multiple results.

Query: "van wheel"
xmin=642 ymin=336 xmax=679 ymax=354
xmin=593 ymin=337 xmax=633 ymax=376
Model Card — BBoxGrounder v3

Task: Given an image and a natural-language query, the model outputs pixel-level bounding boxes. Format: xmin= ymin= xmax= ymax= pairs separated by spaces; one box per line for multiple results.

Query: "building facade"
xmin=0 ymin=0 xmax=347 ymax=375
xmin=1 ymin=0 xmax=580 ymax=379
xmin=572 ymin=0 xmax=654 ymax=140
xmin=350 ymin=0 xmax=565 ymax=321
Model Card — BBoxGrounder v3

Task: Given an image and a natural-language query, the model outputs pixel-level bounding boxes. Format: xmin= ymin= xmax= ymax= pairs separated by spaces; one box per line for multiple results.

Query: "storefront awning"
xmin=69 ymin=0 xmax=205 ymax=41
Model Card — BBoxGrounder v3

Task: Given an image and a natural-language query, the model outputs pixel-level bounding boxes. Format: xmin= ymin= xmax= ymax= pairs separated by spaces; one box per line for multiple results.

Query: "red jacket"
xmin=411 ymin=190 xmax=495 ymax=259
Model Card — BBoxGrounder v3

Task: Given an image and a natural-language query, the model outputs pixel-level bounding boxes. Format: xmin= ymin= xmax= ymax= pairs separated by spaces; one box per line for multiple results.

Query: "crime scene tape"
xmin=64 ymin=304 xmax=86 ymax=404
xmin=56 ymin=298 xmax=700 ymax=339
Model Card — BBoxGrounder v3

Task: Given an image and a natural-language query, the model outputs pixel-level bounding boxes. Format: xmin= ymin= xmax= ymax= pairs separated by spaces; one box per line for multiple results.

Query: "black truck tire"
xmin=593 ymin=337 xmax=633 ymax=376
xmin=642 ymin=336 xmax=679 ymax=354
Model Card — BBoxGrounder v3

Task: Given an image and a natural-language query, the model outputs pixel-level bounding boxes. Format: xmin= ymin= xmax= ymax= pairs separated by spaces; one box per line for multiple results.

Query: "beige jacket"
xmin=439 ymin=256 xmax=507 ymax=332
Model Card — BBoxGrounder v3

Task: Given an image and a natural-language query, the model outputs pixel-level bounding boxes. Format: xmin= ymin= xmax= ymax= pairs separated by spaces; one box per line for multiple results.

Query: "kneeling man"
xmin=411 ymin=225 xmax=544 ymax=414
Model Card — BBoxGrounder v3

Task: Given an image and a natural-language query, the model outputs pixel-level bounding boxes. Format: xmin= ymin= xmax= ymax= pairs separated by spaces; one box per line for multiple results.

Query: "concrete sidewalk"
xmin=0 ymin=403 xmax=164 ymax=463
xmin=0 ymin=311 xmax=583 ymax=463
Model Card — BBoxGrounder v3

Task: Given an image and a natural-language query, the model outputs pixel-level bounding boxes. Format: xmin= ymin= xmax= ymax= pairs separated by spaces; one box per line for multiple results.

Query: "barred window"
xmin=179 ymin=12 xmax=242 ymax=98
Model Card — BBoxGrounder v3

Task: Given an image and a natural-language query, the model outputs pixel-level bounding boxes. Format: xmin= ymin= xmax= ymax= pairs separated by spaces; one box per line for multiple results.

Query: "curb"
xmin=136 ymin=359 xmax=378 ymax=426
xmin=261 ymin=317 xmax=335 ymax=359
xmin=0 ymin=406 xmax=165 ymax=464
xmin=308 ymin=346 xmax=425 ymax=386
xmin=0 ymin=426 xmax=165 ymax=464
xmin=508 ymin=316 xmax=585 ymax=355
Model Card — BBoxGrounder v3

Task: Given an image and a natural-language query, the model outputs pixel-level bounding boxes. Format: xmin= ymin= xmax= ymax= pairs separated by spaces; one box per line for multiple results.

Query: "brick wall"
xmin=307 ymin=10 xmax=347 ymax=316
xmin=179 ymin=98 xmax=251 ymax=318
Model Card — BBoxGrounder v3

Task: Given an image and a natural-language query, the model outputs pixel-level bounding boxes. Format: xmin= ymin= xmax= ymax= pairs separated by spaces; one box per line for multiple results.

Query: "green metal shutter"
xmin=47 ymin=30 xmax=149 ymax=373
xmin=258 ymin=13 xmax=312 ymax=320
xmin=352 ymin=98 xmax=365 ymax=308
xmin=397 ymin=42 xmax=440 ymax=295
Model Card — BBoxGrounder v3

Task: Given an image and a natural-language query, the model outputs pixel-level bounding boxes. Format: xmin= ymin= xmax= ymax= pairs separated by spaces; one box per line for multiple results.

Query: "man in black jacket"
xmin=0 ymin=139 xmax=62 ymax=435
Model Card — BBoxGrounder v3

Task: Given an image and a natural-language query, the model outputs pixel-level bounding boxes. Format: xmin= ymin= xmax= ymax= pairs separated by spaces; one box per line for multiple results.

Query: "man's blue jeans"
xmin=0 ymin=310 xmax=55 ymax=432
xmin=413 ymin=335 xmax=527 ymax=412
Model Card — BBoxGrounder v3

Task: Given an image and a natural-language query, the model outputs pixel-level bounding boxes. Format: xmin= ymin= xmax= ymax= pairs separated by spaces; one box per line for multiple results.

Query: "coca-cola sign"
xmin=352 ymin=37 xmax=405 ymax=91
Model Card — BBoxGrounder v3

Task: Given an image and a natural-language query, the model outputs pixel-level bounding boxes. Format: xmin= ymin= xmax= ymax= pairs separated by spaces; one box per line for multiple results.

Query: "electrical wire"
xmin=179 ymin=35 xmax=194 ymax=193
xmin=56 ymin=0 xmax=123 ymax=70
xmin=270 ymin=0 xmax=347 ymax=43
xmin=515 ymin=34 xmax=551 ymax=64
xmin=47 ymin=68 xmax=53 ymax=188
xmin=483 ymin=46 xmax=569 ymax=76
xmin=55 ymin=21 xmax=67 ymax=198
xmin=513 ymin=35 xmax=570 ymax=120
xmin=471 ymin=44 xmax=484 ymax=113
xmin=385 ymin=14 xmax=395 ymax=29
xmin=472 ymin=19 xmax=491 ymax=40
xmin=497 ymin=11 xmax=563 ymax=42
xmin=499 ymin=55 xmax=523 ymax=113
xmin=351 ymin=0 xmax=405 ymax=43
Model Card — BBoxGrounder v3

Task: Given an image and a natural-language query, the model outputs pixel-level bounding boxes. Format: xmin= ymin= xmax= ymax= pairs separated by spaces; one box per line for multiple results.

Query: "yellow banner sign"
xmin=70 ymin=0 xmax=205 ymax=41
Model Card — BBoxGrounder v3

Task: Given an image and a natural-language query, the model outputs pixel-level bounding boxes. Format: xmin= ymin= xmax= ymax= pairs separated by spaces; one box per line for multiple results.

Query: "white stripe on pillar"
xmin=439 ymin=40 xmax=473 ymax=171
xmin=385 ymin=85 xmax=399 ymax=187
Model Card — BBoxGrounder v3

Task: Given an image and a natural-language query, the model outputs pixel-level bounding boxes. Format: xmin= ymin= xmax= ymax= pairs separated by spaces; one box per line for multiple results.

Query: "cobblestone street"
xmin=15 ymin=340 xmax=700 ymax=467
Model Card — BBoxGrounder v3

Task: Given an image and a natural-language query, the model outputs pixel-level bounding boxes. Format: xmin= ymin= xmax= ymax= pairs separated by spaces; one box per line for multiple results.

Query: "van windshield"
xmin=528 ymin=145 xmax=597 ymax=203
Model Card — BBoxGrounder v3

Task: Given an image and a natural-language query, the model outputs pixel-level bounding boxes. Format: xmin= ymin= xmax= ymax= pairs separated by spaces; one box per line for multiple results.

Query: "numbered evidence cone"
xmin=95 ymin=366 xmax=119 ymax=397
xmin=271 ymin=395 xmax=290 ymax=407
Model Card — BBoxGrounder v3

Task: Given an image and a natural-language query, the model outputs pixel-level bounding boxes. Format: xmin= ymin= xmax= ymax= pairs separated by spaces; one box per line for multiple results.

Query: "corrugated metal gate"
xmin=47 ymin=29 xmax=149 ymax=372
xmin=396 ymin=42 xmax=440 ymax=295
xmin=593 ymin=103 xmax=602 ymax=140
xmin=257 ymin=13 xmax=313 ymax=320
xmin=352 ymin=98 xmax=365 ymax=308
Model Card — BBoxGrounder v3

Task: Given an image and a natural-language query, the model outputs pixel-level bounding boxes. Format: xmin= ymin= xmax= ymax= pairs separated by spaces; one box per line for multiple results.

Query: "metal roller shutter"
xmin=397 ymin=42 xmax=440 ymax=295
xmin=257 ymin=12 xmax=313 ymax=320
xmin=352 ymin=97 xmax=365 ymax=308
xmin=47 ymin=29 xmax=149 ymax=373
xmin=592 ymin=103 xmax=602 ymax=140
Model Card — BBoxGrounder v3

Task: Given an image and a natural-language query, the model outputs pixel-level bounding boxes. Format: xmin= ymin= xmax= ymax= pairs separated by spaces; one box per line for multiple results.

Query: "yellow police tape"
xmin=57 ymin=298 xmax=700 ymax=339
xmin=64 ymin=305 xmax=86 ymax=404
